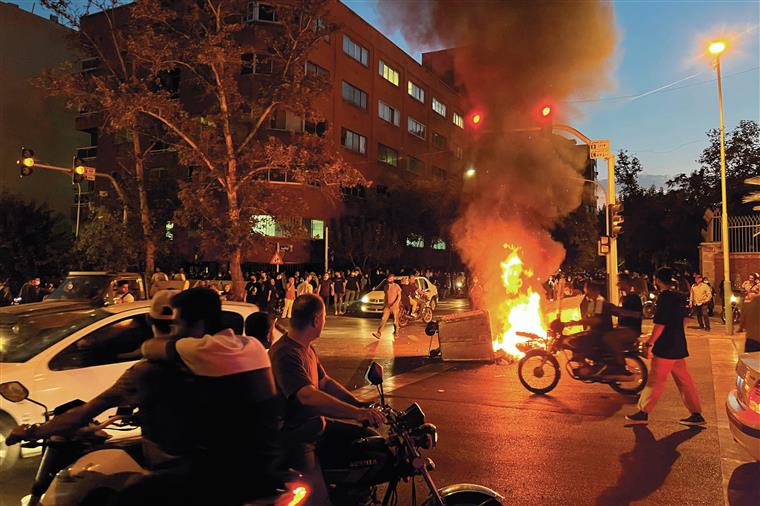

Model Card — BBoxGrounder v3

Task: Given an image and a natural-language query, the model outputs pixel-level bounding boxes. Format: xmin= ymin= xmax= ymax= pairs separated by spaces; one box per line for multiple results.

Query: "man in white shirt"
xmin=689 ymin=274 xmax=712 ymax=331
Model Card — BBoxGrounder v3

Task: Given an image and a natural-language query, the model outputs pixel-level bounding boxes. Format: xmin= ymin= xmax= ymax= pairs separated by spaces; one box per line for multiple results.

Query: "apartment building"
xmin=72 ymin=1 xmax=470 ymax=267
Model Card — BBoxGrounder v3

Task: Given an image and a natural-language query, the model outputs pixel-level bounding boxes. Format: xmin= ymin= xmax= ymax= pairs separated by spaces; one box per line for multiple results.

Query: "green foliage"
xmin=73 ymin=207 xmax=138 ymax=271
xmin=0 ymin=193 xmax=73 ymax=289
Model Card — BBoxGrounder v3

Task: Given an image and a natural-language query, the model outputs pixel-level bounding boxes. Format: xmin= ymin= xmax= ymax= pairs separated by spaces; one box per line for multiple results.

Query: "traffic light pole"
xmin=29 ymin=162 xmax=128 ymax=224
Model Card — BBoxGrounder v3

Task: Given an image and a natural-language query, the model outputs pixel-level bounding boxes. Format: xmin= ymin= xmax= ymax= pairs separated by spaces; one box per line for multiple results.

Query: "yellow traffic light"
xmin=19 ymin=147 xmax=35 ymax=177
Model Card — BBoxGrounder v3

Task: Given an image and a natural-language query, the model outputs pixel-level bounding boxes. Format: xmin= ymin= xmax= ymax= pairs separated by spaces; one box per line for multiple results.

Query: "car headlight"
xmin=360 ymin=295 xmax=369 ymax=303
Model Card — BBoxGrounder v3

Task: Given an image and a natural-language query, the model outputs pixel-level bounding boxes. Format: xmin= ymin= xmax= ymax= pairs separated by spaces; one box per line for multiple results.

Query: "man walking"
xmin=626 ymin=267 xmax=705 ymax=426
xmin=372 ymin=274 xmax=401 ymax=340
xmin=689 ymin=274 xmax=712 ymax=331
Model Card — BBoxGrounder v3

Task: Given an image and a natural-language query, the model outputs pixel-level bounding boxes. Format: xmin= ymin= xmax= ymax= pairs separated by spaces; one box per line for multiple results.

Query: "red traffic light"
xmin=541 ymin=106 xmax=552 ymax=118
xmin=468 ymin=111 xmax=483 ymax=129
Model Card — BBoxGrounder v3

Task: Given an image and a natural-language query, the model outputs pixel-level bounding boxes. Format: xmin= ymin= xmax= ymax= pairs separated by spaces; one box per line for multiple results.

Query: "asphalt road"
xmin=1 ymin=298 xmax=758 ymax=505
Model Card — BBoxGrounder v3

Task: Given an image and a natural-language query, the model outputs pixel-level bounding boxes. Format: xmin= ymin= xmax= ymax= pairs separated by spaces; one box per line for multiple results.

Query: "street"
xmin=1 ymin=299 xmax=757 ymax=505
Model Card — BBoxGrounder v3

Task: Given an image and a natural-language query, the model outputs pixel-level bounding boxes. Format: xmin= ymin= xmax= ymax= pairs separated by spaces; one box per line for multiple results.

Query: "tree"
xmin=0 ymin=193 xmax=73 ymax=290
xmin=73 ymin=206 xmax=138 ymax=271
xmin=38 ymin=0 xmax=166 ymax=280
xmin=123 ymin=0 xmax=363 ymax=298
xmin=615 ymin=149 xmax=643 ymax=200
xmin=697 ymin=119 xmax=760 ymax=215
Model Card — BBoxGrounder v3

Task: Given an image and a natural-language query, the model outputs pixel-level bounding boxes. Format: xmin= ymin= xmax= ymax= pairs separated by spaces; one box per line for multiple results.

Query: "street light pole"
xmin=710 ymin=40 xmax=733 ymax=334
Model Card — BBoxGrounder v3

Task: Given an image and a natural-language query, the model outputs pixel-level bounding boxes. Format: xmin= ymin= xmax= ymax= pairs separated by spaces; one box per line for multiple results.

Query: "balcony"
xmin=76 ymin=146 xmax=98 ymax=160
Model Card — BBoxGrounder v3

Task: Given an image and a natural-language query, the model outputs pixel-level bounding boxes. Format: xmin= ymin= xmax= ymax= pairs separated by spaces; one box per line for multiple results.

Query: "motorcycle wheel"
xmin=398 ymin=311 xmax=410 ymax=328
xmin=517 ymin=349 xmax=560 ymax=395
xmin=422 ymin=491 xmax=503 ymax=505
xmin=429 ymin=296 xmax=438 ymax=311
xmin=642 ymin=302 xmax=655 ymax=319
xmin=421 ymin=307 xmax=434 ymax=323
xmin=0 ymin=412 xmax=20 ymax=472
xmin=720 ymin=308 xmax=741 ymax=324
xmin=609 ymin=356 xmax=648 ymax=395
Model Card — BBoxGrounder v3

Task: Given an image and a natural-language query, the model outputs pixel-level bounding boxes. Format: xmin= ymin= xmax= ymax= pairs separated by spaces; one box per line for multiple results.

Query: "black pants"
xmin=695 ymin=304 xmax=710 ymax=330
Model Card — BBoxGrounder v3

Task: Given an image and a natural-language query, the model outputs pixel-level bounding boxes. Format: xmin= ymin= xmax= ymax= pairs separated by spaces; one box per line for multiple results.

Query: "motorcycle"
xmin=720 ymin=293 xmax=742 ymax=325
xmin=398 ymin=294 xmax=434 ymax=327
xmin=515 ymin=322 xmax=649 ymax=396
xmin=641 ymin=292 xmax=657 ymax=319
xmin=0 ymin=382 xmax=308 ymax=506
xmin=318 ymin=362 xmax=503 ymax=506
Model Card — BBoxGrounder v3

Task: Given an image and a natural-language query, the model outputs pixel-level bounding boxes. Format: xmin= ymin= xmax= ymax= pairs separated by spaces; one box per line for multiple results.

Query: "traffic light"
xmin=468 ymin=111 xmax=483 ymax=129
xmin=608 ymin=202 xmax=624 ymax=236
xmin=538 ymin=103 xmax=554 ymax=134
xmin=18 ymin=148 xmax=35 ymax=177
xmin=72 ymin=157 xmax=86 ymax=184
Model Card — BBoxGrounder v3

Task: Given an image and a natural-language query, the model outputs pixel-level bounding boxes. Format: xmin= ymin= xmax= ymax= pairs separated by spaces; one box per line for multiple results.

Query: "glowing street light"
xmin=464 ymin=167 xmax=476 ymax=178
xmin=707 ymin=38 xmax=732 ymax=334
xmin=708 ymin=40 xmax=726 ymax=56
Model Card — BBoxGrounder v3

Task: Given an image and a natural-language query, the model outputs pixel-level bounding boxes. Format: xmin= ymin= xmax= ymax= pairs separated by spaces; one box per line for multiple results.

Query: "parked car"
xmin=348 ymin=276 xmax=439 ymax=316
xmin=0 ymin=300 xmax=260 ymax=471
xmin=45 ymin=271 xmax=147 ymax=306
xmin=726 ymin=351 xmax=760 ymax=461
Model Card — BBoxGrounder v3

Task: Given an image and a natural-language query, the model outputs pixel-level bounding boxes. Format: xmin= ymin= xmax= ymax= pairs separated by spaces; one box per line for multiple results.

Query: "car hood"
xmin=0 ymin=301 xmax=96 ymax=319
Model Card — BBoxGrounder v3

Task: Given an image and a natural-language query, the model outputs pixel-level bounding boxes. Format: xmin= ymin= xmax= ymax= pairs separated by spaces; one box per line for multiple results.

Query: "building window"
xmin=305 ymin=61 xmax=329 ymax=78
xmin=310 ymin=219 xmax=324 ymax=239
xmin=406 ymin=156 xmax=424 ymax=174
xmin=254 ymin=54 xmax=273 ymax=74
xmin=342 ymin=34 xmax=368 ymax=66
xmin=342 ymin=81 xmax=367 ymax=110
xmin=406 ymin=234 xmax=424 ymax=248
xmin=269 ymin=109 xmax=287 ymax=130
xmin=241 ymin=53 xmax=254 ymax=74
xmin=378 ymin=59 xmax=399 ymax=86
xmin=341 ymin=186 xmax=366 ymax=199
xmin=432 ymin=98 xmax=447 ymax=117
xmin=453 ymin=112 xmax=464 ymax=129
xmin=341 ymin=128 xmax=366 ymax=154
xmin=408 ymin=117 xmax=426 ymax=140
xmin=251 ymin=215 xmax=278 ymax=236
xmin=378 ymin=144 xmax=398 ymax=167
xmin=432 ymin=238 xmax=446 ymax=250
xmin=304 ymin=120 xmax=327 ymax=136
xmin=246 ymin=1 xmax=277 ymax=23
xmin=378 ymin=101 xmax=400 ymax=126
xmin=407 ymin=80 xmax=424 ymax=103
xmin=432 ymin=166 xmax=447 ymax=180
xmin=432 ymin=132 xmax=446 ymax=150
xmin=454 ymin=145 xmax=463 ymax=160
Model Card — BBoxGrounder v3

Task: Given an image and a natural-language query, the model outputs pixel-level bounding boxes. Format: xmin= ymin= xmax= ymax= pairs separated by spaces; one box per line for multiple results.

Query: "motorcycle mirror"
xmin=425 ymin=321 xmax=438 ymax=337
xmin=365 ymin=362 xmax=384 ymax=386
xmin=0 ymin=381 xmax=29 ymax=403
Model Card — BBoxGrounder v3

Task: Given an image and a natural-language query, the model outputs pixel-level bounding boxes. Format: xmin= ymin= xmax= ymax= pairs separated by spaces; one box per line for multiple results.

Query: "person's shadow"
xmin=596 ymin=425 xmax=705 ymax=505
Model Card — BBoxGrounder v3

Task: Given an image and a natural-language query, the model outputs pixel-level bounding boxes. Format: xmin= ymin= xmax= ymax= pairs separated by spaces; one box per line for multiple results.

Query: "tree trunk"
xmin=132 ymin=135 xmax=156 ymax=287
xmin=230 ymin=246 xmax=244 ymax=301
xmin=226 ymin=180 xmax=245 ymax=301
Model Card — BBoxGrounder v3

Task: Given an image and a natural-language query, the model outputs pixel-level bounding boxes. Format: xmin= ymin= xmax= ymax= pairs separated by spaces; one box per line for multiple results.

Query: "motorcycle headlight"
xmin=649 ymin=293 xmax=655 ymax=300
xmin=730 ymin=295 xmax=738 ymax=303
xmin=360 ymin=295 xmax=370 ymax=303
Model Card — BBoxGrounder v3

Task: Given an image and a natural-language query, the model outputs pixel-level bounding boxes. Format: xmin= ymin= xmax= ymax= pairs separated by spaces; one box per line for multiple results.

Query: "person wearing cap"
xmin=626 ymin=267 xmax=706 ymax=426
xmin=5 ymin=290 xmax=186 ymax=466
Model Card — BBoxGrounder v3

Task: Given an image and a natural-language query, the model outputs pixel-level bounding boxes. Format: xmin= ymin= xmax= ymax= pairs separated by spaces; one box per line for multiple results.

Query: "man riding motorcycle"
xmin=560 ymin=279 xmax=641 ymax=377
xmin=269 ymin=293 xmax=384 ymax=505
xmin=8 ymin=288 xmax=281 ymax=505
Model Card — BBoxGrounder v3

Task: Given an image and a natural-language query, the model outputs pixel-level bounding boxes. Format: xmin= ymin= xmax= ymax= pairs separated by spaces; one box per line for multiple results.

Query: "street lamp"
xmin=464 ymin=167 xmax=476 ymax=178
xmin=708 ymin=39 xmax=733 ymax=334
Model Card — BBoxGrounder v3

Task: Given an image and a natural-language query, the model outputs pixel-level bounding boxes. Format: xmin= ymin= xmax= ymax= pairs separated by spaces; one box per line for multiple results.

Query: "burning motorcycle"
xmin=0 ymin=382 xmax=308 ymax=506
xmin=318 ymin=362 xmax=503 ymax=505
xmin=515 ymin=321 xmax=649 ymax=396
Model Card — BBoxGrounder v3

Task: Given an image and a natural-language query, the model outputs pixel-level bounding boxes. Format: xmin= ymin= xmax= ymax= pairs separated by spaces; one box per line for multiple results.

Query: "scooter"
xmin=0 ymin=382 xmax=308 ymax=506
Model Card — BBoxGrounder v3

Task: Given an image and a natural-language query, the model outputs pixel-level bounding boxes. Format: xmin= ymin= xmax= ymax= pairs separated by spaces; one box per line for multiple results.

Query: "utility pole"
xmin=324 ymin=226 xmax=329 ymax=274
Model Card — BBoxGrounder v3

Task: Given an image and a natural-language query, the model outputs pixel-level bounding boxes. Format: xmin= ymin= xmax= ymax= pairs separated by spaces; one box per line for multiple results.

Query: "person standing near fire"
xmin=373 ymin=274 xmax=401 ymax=340
xmin=626 ymin=267 xmax=705 ymax=426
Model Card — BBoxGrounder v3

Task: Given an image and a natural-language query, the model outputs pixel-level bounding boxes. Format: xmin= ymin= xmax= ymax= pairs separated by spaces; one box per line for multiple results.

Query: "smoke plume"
xmin=380 ymin=0 xmax=618 ymax=307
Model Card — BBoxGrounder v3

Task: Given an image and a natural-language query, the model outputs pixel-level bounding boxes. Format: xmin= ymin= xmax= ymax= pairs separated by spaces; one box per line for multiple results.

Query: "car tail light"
xmin=748 ymin=380 xmax=760 ymax=416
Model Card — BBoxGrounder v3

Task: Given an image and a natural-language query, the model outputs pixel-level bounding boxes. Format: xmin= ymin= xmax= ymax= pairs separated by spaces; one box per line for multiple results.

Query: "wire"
xmin=568 ymin=66 xmax=759 ymax=104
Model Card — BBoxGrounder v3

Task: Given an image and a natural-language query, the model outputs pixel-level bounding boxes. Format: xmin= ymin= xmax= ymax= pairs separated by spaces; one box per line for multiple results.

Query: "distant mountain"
xmin=599 ymin=174 xmax=670 ymax=191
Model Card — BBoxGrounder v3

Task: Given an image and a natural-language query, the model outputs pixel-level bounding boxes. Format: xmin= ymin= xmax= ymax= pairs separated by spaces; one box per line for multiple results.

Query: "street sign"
xmin=269 ymin=250 xmax=283 ymax=265
xmin=590 ymin=140 xmax=611 ymax=159
xmin=85 ymin=167 xmax=96 ymax=181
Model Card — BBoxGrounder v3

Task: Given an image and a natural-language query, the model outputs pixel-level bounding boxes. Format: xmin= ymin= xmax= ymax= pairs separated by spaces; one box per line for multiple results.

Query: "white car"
xmin=353 ymin=276 xmax=439 ymax=315
xmin=0 ymin=300 xmax=260 ymax=471
xmin=726 ymin=351 xmax=760 ymax=461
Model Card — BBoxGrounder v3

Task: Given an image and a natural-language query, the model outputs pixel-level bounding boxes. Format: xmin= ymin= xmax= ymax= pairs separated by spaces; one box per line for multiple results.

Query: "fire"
xmin=491 ymin=245 xmax=584 ymax=358
xmin=492 ymin=245 xmax=547 ymax=358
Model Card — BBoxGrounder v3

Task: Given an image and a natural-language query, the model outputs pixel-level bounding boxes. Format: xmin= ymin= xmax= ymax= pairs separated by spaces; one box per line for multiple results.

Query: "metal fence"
xmin=712 ymin=214 xmax=760 ymax=252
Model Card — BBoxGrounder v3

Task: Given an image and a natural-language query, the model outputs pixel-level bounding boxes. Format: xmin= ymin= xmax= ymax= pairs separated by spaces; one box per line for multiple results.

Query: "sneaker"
xmin=372 ymin=331 xmax=381 ymax=340
xmin=625 ymin=411 xmax=649 ymax=424
xmin=679 ymin=413 xmax=706 ymax=426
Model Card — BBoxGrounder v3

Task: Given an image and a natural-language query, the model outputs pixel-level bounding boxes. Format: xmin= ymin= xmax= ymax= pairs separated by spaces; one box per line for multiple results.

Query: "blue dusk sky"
xmin=343 ymin=0 xmax=759 ymax=178
xmin=15 ymin=0 xmax=759 ymax=178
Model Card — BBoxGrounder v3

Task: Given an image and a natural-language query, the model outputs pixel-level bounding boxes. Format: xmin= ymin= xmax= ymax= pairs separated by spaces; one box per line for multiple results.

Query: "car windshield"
xmin=47 ymin=275 xmax=111 ymax=301
xmin=0 ymin=309 xmax=111 ymax=362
